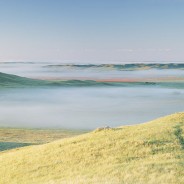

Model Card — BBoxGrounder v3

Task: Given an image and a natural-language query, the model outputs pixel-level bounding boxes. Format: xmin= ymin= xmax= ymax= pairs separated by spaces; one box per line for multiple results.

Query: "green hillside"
xmin=0 ymin=113 xmax=184 ymax=184
xmin=0 ymin=72 xmax=48 ymax=87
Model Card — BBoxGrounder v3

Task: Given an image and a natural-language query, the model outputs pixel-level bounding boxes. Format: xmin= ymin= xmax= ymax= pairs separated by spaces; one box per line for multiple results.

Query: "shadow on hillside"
xmin=0 ymin=142 xmax=33 ymax=151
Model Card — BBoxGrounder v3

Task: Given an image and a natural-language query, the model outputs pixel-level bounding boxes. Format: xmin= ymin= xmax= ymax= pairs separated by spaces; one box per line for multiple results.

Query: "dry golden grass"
xmin=0 ymin=113 xmax=184 ymax=184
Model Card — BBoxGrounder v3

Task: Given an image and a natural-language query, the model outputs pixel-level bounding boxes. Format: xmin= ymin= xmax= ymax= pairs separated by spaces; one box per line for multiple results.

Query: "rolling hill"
xmin=0 ymin=72 xmax=184 ymax=89
xmin=0 ymin=113 xmax=184 ymax=184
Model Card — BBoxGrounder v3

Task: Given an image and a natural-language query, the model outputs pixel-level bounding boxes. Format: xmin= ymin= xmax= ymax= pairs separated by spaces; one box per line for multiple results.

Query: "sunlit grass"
xmin=0 ymin=113 xmax=184 ymax=184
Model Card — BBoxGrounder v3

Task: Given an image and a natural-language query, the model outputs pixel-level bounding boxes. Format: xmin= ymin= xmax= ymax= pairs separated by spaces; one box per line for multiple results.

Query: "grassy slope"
xmin=0 ymin=113 xmax=184 ymax=184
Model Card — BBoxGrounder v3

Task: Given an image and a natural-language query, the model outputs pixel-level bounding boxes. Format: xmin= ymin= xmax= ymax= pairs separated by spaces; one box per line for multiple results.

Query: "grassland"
xmin=0 ymin=112 xmax=184 ymax=184
xmin=0 ymin=128 xmax=87 ymax=151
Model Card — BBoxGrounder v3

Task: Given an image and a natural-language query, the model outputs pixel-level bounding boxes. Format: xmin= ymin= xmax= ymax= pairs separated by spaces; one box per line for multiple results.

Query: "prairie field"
xmin=0 ymin=113 xmax=184 ymax=184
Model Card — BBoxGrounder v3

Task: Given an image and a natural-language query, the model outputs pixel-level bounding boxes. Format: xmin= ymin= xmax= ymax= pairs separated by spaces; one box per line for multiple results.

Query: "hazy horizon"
xmin=0 ymin=62 xmax=184 ymax=129
xmin=0 ymin=0 xmax=184 ymax=129
xmin=1 ymin=61 xmax=184 ymax=64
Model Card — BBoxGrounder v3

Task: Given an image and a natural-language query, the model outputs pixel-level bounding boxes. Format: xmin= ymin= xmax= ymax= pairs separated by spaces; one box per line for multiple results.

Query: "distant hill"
xmin=0 ymin=72 xmax=184 ymax=88
xmin=0 ymin=113 xmax=184 ymax=184
xmin=0 ymin=72 xmax=109 ymax=87
xmin=43 ymin=63 xmax=184 ymax=70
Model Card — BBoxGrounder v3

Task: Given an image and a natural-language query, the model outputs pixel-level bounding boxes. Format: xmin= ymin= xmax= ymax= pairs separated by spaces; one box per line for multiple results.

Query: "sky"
xmin=0 ymin=0 xmax=184 ymax=63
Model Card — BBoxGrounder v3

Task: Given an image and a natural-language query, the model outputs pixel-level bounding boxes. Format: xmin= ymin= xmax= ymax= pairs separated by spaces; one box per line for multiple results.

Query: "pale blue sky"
xmin=0 ymin=0 xmax=184 ymax=63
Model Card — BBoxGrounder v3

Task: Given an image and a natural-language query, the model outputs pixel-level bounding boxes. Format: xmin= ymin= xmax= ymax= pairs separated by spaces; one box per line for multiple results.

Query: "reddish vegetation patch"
xmin=32 ymin=76 xmax=184 ymax=83
xmin=96 ymin=78 xmax=137 ymax=82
